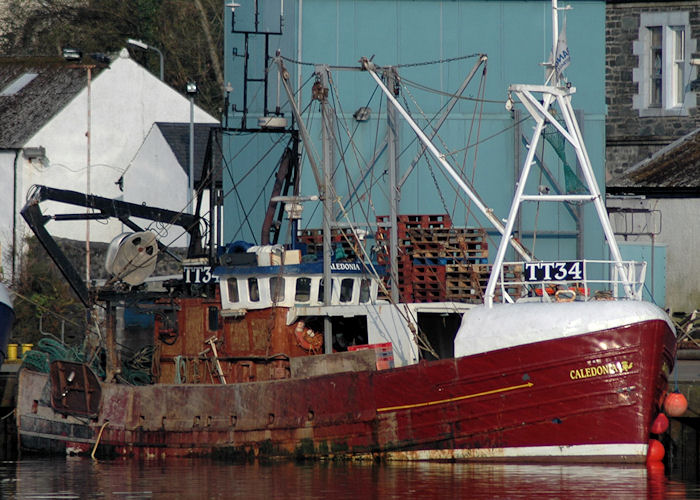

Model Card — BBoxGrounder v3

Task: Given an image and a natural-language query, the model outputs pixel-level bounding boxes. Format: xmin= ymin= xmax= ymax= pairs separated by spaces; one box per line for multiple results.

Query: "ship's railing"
xmin=497 ymin=259 xmax=647 ymax=303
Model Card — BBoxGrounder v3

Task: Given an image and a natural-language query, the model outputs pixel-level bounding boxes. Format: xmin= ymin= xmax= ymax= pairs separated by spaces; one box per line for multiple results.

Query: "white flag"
xmin=554 ymin=16 xmax=571 ymax=79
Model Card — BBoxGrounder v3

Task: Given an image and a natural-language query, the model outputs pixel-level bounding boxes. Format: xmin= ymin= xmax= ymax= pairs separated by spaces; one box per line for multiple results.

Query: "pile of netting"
xmin=21 ymin=338 xmax=154 ymax=386
xmin=22 ymin=338 xmax=105 ymax=378
xmin=120 ymin=345 xmax=154 ymax=385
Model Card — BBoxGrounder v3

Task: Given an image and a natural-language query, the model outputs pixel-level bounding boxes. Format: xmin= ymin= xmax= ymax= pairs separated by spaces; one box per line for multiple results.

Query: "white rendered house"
xmin=0 ymin=49 xmax=219 ymax=279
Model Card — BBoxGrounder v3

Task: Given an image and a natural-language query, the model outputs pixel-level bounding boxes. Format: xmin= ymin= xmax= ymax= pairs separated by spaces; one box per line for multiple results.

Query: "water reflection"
xmin=0 ymin=458 xmax=696 ymax=499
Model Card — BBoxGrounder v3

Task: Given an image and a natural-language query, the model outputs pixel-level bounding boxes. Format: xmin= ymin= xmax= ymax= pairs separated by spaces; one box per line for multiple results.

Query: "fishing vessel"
xmin=15 ymin=0 xmax=676 ymax=462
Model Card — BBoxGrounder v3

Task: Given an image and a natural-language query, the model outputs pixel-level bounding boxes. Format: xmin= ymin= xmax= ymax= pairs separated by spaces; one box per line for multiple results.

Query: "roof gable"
xmin=608 ymin=128 xmax=700 ymax=196
xmin=0 ymin=57 xmax=103 ymax=148
xmin=155 ymin=122 xmax=222 ymax=186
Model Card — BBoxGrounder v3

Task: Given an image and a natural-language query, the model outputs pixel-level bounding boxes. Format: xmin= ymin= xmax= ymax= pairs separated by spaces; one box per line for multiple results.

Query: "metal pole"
xmin=319 ymin=67 xmax=334 ymax=354
xmin=105 ymin=304 xmax=119 ymax=383
xmin=127 ymin=39 xmax=164 ymax=81
xmin=275 ymin=56 xmax=323 ymax=191
xmin=154 ymin=46 xmax=164 ymax=81
xmin=386 ymin=68 xmax=400 ymax=303
xmin=86 ymin=66 xmax=92 ymax=286
xmin=189 ymin=94 xmax=195 ymax=216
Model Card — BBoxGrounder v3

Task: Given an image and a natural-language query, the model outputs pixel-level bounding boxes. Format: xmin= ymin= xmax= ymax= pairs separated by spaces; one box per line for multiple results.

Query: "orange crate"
xmin=348 ymin=342 xmax=394 ymax=370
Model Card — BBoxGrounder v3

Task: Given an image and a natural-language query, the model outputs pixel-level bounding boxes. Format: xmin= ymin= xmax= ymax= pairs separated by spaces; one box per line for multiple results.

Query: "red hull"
xmin=17 ymin=318 xmax=674 ymax=462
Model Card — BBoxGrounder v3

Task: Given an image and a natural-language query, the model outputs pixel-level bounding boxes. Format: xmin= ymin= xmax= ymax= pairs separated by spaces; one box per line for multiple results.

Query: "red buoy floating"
xmin=646 ymin=459 xmax=665 ymax=477
xmin=664 ymin=392 xmax=688 ymax=418
xmin=647 ymin=438 xmax=665 ymax=463
xmin=651 ymin=413 xmax=670 ymax=434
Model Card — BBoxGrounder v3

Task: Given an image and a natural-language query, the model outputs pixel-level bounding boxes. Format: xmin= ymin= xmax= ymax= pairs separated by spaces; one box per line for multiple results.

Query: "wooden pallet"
xmin=470 ymin=264 xmax=524 ymax=300
xmin=407 ymin=228 xmax=488 ymax=262
xmin=298 ymin=228 xmax=365 ymax=260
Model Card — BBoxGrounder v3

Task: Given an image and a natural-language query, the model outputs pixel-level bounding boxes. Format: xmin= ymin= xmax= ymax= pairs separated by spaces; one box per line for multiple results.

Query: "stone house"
xmin=606 ymin=0 xmax=700 ymax=179
xmin=606 ymin=1 xmax=700 ymax=313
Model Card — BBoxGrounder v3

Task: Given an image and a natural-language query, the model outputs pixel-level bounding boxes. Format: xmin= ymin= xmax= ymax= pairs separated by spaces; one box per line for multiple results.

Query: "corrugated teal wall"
xmin=619 ymin=243 xmax=667 ymax=307
xmin=223 ymin=0 xmax=606 ymax=262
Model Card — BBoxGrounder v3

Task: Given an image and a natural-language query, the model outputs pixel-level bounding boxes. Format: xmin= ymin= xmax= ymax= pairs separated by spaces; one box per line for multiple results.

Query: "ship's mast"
xmin=482 ymin=0 xmax=634 ymax=306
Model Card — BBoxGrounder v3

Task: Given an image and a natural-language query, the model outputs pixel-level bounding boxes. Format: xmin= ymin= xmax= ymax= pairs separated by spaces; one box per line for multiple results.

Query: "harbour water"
xmin=0 ymin=458 xmax=697 ymax=499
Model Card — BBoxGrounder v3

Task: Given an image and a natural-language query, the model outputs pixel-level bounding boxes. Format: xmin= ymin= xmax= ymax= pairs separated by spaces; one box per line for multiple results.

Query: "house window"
xmin=672 ymin=27 xmax=686 ymax=105
xmin=649 ymin=26 xmax=662 ymax=107
xmin=633 ymin=12 xmax=695 ymax=116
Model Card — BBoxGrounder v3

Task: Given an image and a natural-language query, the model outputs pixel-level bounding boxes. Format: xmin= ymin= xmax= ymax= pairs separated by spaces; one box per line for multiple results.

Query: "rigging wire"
xmin=392 ymin=65 xmax=515 ymax=264
xmin=531 ymin=127 xmax=547 ymax=256
xmin=398 ymin=90 xmax=450 ymax=216
xmin=459 ymin=60 xmax=488 ymax=224
xmin=279 ymin=53 xmax=482 ymax=70
xmin=325 ymin=68 xmax=384 ymax=228
xmin=337 ymin=94 xmax=384 ymax=218
xmin=222 ymin=132 xmax=289 ymax=243
xmin=444 ymin=116 xmax=529 ymax=158
xmin=400 ymin=76 xmax=506 ymax=104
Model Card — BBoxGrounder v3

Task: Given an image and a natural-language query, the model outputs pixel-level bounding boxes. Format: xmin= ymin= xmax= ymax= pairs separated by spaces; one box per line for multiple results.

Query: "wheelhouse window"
xmin=248 ymin=277 xmax=260 ymax=302
xmin=633 ymin=12 xmax=694 ymax=116
xmin=295 ymin=277 xmax=311 ymax=302
xmin=359 ymin=279 xmax=371 ymax=303
xmin=227 ymin=279 xmax=239 ymax=303
xmin=318 ymin=278 xmax=334 ymax=302
xmin=339 ymin=278 xmax=354 ymax=303
xmin=270 ymin=277 xmax=285 ymax=302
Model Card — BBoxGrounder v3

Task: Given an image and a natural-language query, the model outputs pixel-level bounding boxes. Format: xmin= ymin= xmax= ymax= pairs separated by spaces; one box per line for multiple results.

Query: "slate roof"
xmin=0 ymin=56 xmax=104 ymax=148
xmin=155 ymin=122 xmax=222 ymax=187
xmin=608 ymin=128 xmax=700 ymax=196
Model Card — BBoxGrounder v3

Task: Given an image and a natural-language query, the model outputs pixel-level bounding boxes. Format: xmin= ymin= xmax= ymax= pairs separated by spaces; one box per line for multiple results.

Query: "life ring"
xmin=294 ymin=321 xmax=323 ymax=351
xmin=555 ymin=289 xmax=576 ymax=302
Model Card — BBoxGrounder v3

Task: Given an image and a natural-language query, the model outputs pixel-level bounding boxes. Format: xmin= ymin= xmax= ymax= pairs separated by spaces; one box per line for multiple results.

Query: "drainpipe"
xmin=12 ymin=149 xmax=19 ymax=284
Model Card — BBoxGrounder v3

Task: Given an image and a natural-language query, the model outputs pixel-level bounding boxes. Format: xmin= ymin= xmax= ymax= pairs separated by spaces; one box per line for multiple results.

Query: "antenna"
xmin=230 ymin=0 xmax=287 ymax=131
xmin=549 ymin=0 xmax=573 ymax=85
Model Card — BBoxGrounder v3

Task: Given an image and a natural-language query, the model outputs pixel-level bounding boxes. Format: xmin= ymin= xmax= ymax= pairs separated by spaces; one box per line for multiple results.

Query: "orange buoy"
xmin=651 ymin=413 xmax=670 ymax=434
xmin=646 ymin=459 xmax=665 ymax=476
xmin=664 ymin=392 xmax=688 ymax=417
xmin=647 ymin=438 xmax=665 ymax=463
xmin=294 ymin=321 xmax=323 ymax=351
